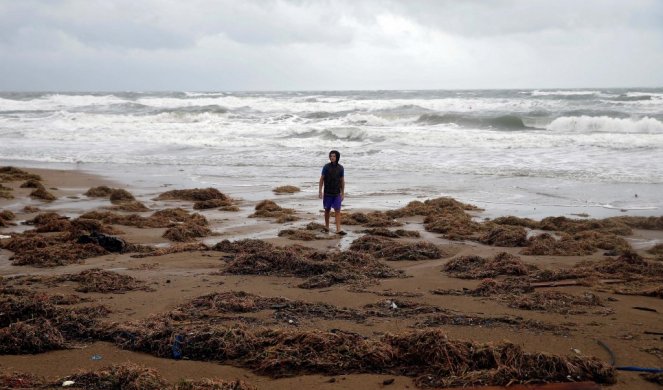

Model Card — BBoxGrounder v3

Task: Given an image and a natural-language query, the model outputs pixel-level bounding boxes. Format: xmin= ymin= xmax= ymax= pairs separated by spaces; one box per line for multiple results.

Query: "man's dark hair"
xmin=329 ymin=150 xmax=340 ymax=163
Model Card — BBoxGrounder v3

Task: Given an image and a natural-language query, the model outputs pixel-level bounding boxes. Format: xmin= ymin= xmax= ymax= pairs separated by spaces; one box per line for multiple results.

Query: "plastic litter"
xmin=62 ymin=380 xmax=75 ymax=387
xmin=90 ymin=354 xmax=102 ymax=361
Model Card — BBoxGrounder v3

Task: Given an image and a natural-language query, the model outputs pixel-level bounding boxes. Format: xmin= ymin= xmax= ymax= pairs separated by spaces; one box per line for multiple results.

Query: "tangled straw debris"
xmin=131 ymin=242 xmax=209 ymax=258
xmin=360 ymin=228 xmax=420 ymax=238
xmin=432 ymin=277 xmax=534 ymax=297
xmin=349 ymin=235 xmax=442 ymax=261
xmin=443 ymin=252 xmax=535 ymax=279
xmin=249 ymin=200 xmax=298 ymax=223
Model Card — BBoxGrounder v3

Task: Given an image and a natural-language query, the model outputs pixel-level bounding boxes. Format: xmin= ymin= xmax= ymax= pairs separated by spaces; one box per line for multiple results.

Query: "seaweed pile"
xmin=0 ymin=210 xmax=15 ymax=227
xmin=349 ymin=235 xmax=442 ymax=261
xmin=432 ymin=277 xmax=534 ymax=297
xmin=156 ymin=187 xmax=238 ymax=211
xmin=273 ymin=185 xmax=301 ymax=194
xmin=132 ymin=242 xmax=210 ymax=258
xmin=106 ymin=322 xmax=615 ymax=388
xmin=50 ymin=269 xmax=154 ymax=293
xmin=503 ymin=291 xmax=610 ymax=315
xmin=0 ymin=166 xmax=41 ymax=182
xmin=0 ymin=362 xmax=257 ymax=390
xmin=443 ymin=252 xmax=535 ymax=279
xmin=29 ymin=187 xmax=57 ymax=201
xmin=360 ymin=227 xmax=420 ymax=238
xmin=343 ymin=211 xmax=402 ymax=227
xmin=478 ymin=224 xmax=528 ymax=247
xmin=278 ymin=223 xmax=335 ymax=241
xmin=249 ymin=200 xmax=298 ymax=223
xmin=0 ymin=295 xmax=109 ymax=353
xmin=216 ymin=240 xmax=403 ymax=288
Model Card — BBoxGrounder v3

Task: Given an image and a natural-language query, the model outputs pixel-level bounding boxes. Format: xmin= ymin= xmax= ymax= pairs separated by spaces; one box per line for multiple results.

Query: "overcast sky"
xmin=1 ymin=0 xmax=662 ymax=91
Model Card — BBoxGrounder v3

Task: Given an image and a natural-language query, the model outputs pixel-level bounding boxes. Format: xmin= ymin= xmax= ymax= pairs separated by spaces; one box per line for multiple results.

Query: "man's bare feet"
xmin=336 ymin=230 xmax=347 ymax=235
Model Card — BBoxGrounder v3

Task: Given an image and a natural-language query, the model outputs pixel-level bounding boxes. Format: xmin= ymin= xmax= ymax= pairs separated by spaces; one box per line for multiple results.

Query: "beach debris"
xmin=479 ymin=224 xmax=528 ymax=247
xmin=249 ymin=200 xmax=299 ymax=223
xmin=163 ymin=221 xmax=212 ymax=242
xmin=0 ymin=210 xmax=15 ymax=227
xmin=273 ymin=185 xmax=301 ymax=194
xmin=278 ymin=227 xmax=334 ymax=241
xmin=84 ymin=186 xmax=114 ymax=197
xmin=29 ymin=187 xmax=57 ymax=201
xmin=0 ymin=185 xmax=14 ymax=199
xmin=632 ymin=306 xmax=657 ymax=313
xmin=504 ymin=291 xmax=610 ymax=315
xmin=61 ymin=363 xmax=168 ymax=390
xmin=443 ymin=252 xmax=535 ymax=279
xmin=0 ymin=295 xmax=109 ymax=353
xmin=220 ymin=241 xmax=403 ymax=288
xmin=360 ymin=227 xmax=420 ymax=238
xmin=22 ymin=205 xmax=40 ymax=213
xmin=490 ymin=216 xmax=540 ymax=229
xmin=0 ymin=371 xmax=44 ymax=388
xmin=62 ymin=380 xmax=76 ymax=386
xmin=350 ymin=235 xmax=442 ymax=261
xmin=19 ymin=178 xmax=44 ymax=189
xmin=90 ymin=354 xmax=102 ymax=361
xmin=109 ymin=188 xmax=136 ymax=203
xmin=344 ymin=211 xmax=401 ymax=227
xmin=131 ymin=242 xmax=209 ymax=258
xmin=110 ymin=200 xmax=150 ymax=212
xmin=9 ymin=241 xmax=109 ymax=267
xmin=77 ymin=231 xmax=127 ymax=252
xmin=0 ymin=166 xmax=41 ymax=182
xmin=156 ymin=187 xmax=237 ymax=210
xmin=81 ymin=208 xmax=207 ymax=228
xmin=415 ymin=312 xmax=567 ymax=335
xmin=386 ymin=197 xmax=482 ymax=219
xmin=642 ymin=373 xmax=663 ymax=385
xmin=521 ymin=233 xmax=596 ymax=256
xmin=107 ymin=324 xmax=615 ymax=388
xmin=432 ymin=277 xmax=534 ymax=297
xmin=50 ymin=268 xmax=153 ymax=293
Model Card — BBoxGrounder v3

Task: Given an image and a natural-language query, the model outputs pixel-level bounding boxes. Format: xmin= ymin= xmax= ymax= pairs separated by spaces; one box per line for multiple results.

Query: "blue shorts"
xmin=323 ymin=195 xmax=342 ymax=211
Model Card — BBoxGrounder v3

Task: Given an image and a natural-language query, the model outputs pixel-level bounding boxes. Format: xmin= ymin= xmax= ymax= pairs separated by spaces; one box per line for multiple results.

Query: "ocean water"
xmin=1 ymin=89 xmax=662 ymax=219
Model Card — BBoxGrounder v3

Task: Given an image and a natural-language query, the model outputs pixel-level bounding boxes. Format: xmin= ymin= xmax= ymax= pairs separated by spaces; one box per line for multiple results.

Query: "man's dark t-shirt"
xmin=321 ymin=163 xmax=344 ymax=196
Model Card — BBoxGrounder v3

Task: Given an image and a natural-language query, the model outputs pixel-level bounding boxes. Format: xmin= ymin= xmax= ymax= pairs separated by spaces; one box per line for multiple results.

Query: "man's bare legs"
xmin=324 ymin=209 xmax=331 ymax=231
xmin=334 ymin=209 xmax=341 ymax=233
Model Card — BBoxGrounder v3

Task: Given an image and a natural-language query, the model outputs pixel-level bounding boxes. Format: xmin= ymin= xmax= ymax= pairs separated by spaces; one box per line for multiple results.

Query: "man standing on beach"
xmin=319 ymin=150 xmax=345 ymax=235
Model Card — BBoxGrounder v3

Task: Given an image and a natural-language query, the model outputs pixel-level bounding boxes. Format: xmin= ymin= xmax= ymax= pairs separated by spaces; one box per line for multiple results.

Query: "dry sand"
xmin=1 ymin=167 xmax=662 ymax=389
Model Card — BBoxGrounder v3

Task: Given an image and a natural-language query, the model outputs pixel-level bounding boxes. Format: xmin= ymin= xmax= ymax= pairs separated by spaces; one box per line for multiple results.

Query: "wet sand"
xmin=1 ymin=167 xmax=662 ymax=389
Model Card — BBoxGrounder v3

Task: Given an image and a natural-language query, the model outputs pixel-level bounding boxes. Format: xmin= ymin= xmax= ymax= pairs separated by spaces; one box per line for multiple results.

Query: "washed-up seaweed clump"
xmin=51 ymin=269 xmax=154 ymax=293
xmin=249 ymin=200 xmax=298 ymax=223
xmin=163 ymin=221 xmax=212 ymax=242
xmin=478 ymin=224 xmax=528 ymax=247
xmin=531 ymin=252 xmax=663 ymax=283
xmin=107 ymin=323 xmax=615 ymax=388
xmin=0 ymin=365 xmax=257 ymax=390
xmin=132 ymin=242 xmax=209 ymax=258
xmin=221 ymin=241 xmax=403 ymax=288
xmin=0 ymin=166 xmax=41 ymax=182
xmin=111 ymin=200 xmax=150 ymax=212
xmin=0 ymin=210 xmax=15 ymax=227
xmin=521 ymin=233 xmax=596 ymax=256
xmin=363 ymin=299 xmax=444 ymax=318
xmin=10 ymin=241 xmax=108 ymax=267
xmin=432 ymin=277 xmax=534 ymax=297
xmin=81 ymin=208 xmax=207 ymax=228
xmin=648 ymin=243 xmax=663 ymax=257
xmin=109 ymin=188 xmax=136 ymax=203
xmin=350 ymin=235 xmax=442 ymax=261
xmin=0 ymin=184 xmax=12 ymax=199
xmin=642 ymin=372 xmax=663 ymax=385
xmin=607 ymin=216 xmax=663 ymax=231
xmin=63 ymin=362 xmax=168 ymax=390
xmin=538 ymin=216 xmax=632 ymax=235
xmin=29 ymin=187 xmax=57 ymax=201
xmin=156 ymin=187 xmax=237 ymax=210
xmin=504 ymin=291 xmax=609 ymax=315
xmin=615 ymin=284 xmax=663 ymax=299
xmin=443 ymin=252 xmax=535 ymax=279
xmin=489 ymin=216 xmax=539 ymax=229
xmin=172 ymin=291 xmax=365 ymax=325
xmin=19 ymin=178 xmax=44 ymax=189
xmin=343 ymin=211 xmax=402 ymax=227
xmin=273 ymin=185 xmax=301 ymax=194
xmin=386 ymin=197 xmax=482 ymax=219
xmin=360 ymin=228 xmax=420 ymax=238
xmin=278 ymin=227 xmax=334 ymax=241
xmin=84 ymin=185 xmax=114 ymax=197
xmin=415 ymin=312 xmax=567 ymax=335
xmin=0 ymin=295 xmax=109 ymax=353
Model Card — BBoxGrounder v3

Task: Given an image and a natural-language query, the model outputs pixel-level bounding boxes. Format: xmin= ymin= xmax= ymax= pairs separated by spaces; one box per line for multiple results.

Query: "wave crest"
xmin=547 ymin=116 xmax=663 ymax=133
xmin=416 ymin=113 xmax=527 ymax=130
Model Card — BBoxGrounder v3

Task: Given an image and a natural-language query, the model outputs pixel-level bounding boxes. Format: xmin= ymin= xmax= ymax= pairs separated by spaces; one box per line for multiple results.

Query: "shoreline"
xmin=1 ymin=166 xmax=663 ymax=389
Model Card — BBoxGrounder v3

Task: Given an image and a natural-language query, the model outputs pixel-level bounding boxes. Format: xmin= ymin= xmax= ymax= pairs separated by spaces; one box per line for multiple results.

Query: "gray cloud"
xmin=0 ymin=0 xmax=661 ymax=90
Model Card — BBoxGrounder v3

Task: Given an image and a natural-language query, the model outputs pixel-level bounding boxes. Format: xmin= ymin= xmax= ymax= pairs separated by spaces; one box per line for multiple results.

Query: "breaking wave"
xmin=547 ymin=116 xmax=663 ymax=133
xmin=416 ymin=113 xmax=528 ymax=130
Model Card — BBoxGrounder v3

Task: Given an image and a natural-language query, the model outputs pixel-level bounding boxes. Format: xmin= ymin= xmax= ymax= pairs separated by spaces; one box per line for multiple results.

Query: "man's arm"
xmin=318 ymin=175 xmax=324 ymax=199
xmin=340 ymin=177 xmax=345 ymax=200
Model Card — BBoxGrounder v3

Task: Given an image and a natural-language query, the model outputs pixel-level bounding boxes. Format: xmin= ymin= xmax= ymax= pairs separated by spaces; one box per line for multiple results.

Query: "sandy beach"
xmin=1 ymin=166 xmax=662 ymax=389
